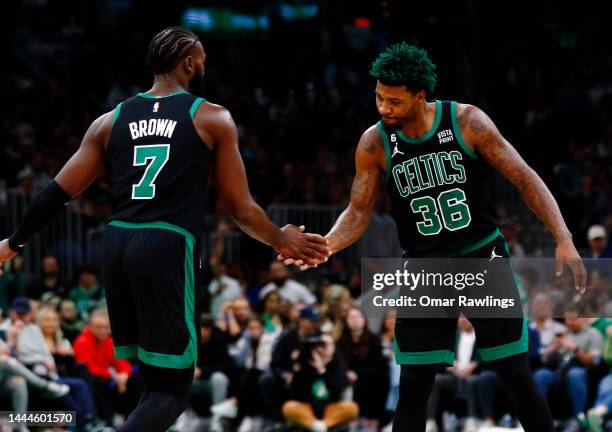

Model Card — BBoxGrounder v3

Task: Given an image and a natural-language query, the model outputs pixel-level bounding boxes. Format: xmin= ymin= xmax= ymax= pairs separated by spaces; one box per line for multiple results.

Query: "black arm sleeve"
xmin=8 ymin=180 xmax=71 ymax=252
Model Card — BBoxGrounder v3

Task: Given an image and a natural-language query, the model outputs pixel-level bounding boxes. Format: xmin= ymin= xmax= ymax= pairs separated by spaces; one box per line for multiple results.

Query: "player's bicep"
xmin=55 ymin=112 xmax=111 ymax=198
xmin=464 ymin=107 xmax=535 ymax=191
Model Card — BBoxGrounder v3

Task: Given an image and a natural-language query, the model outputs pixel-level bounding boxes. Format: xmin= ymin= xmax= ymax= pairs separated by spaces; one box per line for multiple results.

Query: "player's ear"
xmin=184 ymin=55 xmax=194 ymax=75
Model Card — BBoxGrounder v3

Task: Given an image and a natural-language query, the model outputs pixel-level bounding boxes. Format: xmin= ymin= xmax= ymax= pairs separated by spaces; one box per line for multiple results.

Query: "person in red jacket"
xmin=74 ymin=309 xmax=142 ymax=426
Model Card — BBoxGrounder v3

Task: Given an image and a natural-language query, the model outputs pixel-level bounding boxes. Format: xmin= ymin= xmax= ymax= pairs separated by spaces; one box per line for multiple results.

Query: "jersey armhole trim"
xmin=377 ymin=122 xmax=392 ymax=182
xmin=189 ymin=97 xmax=206 ymax=120
xmin=112 ymin=102 xmax=123 ymax=127
xmin=451 ymin=101 xmax=478 ymax=159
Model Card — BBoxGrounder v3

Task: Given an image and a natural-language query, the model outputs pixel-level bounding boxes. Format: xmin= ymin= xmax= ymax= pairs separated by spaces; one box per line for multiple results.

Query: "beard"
xmin=190 ymin=74 xmax=205 ymax=97
xmin=381 ymin=116 xmax=402 ymax=128
xmin=381 ymin=106 xmax=418 ymax=129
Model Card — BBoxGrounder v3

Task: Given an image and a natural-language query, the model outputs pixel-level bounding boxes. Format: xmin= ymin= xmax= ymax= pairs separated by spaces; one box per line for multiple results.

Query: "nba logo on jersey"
xmin=153 ymin=101 xmax=160 ymax=113
xmin=391 ymin=133 xmax=397 ymax=143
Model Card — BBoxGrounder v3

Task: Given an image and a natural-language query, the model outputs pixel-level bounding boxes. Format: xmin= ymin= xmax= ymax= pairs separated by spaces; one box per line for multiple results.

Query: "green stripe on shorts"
xmin=477 ymin=318 xmax=529 ymax=362
xmin=108 ymin=220 xmax=195 ymax=243
xmin=107 ymin=219 xmax=198 ymax=369
xmin=393 ymin=339 xmax=455 ymax=366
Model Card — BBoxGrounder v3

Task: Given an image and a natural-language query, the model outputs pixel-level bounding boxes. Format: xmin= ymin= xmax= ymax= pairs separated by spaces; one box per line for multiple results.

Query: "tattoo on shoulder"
xmin=360 ymin=130 xmax=383 ymax=156
xmin=362 ymin=138 xmax=377 ymax=155
xmin=457 ymin=105 xmax=502 ymax=146
xmin=469 ymin=116 xmax=487 ymax=135
xmin=456 ymin=105 xmax=478 ymax=133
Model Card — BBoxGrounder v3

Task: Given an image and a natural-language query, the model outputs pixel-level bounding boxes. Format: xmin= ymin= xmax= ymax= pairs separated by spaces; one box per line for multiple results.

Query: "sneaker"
xmin=425 ymin=419 xmax=438 ymax=432
xmin=210 ymin=399 xmax=238 ymax=419
xmin=588 ymin=407 xmax=605 ymax=432
xmin=41 ymin=381 xmax=70 ymax=398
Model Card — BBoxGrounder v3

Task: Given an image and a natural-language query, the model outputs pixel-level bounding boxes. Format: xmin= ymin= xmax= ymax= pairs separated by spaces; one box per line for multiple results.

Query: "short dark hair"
xmin=370 ymin=42 xmax=438 ymax=95
xmin=147 ymin=26 xmax=200 ymax=75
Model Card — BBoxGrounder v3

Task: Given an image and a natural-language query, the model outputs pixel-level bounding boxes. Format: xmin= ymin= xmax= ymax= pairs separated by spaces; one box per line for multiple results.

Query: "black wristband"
xmin=8 ymin=180 xmax=71 ymax=252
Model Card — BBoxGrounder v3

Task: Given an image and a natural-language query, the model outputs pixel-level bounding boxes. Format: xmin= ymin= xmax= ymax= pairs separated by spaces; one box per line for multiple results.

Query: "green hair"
xmin=370 ymin=42 xmax=438 ymax=95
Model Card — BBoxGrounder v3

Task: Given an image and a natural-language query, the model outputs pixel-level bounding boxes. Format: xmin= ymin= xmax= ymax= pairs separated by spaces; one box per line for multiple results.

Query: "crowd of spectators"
xmin=0 ymin=258 xmax=143 ymax=430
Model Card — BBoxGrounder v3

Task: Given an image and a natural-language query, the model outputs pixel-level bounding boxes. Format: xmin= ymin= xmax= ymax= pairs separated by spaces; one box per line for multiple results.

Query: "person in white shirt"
xmin=259 ymin=261 xmax=316 ymax=305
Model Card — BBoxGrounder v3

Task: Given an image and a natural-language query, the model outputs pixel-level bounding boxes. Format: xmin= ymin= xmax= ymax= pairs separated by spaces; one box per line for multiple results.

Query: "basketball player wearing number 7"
xmin=0 ymin=27 xmax=329 ymax=431
xmin=280 ymin=43 xmax=586 ymax=431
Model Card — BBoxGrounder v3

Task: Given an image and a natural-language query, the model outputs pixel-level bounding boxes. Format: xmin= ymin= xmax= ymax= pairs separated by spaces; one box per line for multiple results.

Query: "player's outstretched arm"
xmin=0 ymin=111 xmax=112 ymax=274
xmin=203 ymin=104 xmax=329 ymax=266
xmin=281 ymin=126 xmax=384 ymax=270
xmin=326 ymin=127 xmax=383 ymax=252
xmin=457 ymin=104 xmax=586 ymax=292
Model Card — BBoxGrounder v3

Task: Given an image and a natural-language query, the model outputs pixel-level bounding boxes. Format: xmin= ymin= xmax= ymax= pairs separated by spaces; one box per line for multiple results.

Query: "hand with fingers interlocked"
xmin=276 ymin=233 xmax=332 ymax=271
xmin=273 ymin=226 xmax=331 ymax=270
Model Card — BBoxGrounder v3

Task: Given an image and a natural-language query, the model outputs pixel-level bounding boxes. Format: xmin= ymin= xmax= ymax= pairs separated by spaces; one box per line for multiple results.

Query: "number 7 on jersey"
xmin=131 ymin=144 xmax=170 ymax=200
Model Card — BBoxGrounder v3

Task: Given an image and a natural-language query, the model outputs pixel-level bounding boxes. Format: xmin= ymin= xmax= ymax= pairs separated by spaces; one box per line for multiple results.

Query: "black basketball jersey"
xmin=379 ymin=100 xmax=499 ymax=257
xmin=105 ymin=91 xmax=212 ymax=238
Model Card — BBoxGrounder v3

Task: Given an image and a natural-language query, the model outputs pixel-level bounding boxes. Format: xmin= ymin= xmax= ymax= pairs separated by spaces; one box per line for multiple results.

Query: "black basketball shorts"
xmin=102 ymin=220 xmax=200 ymax=369
xmin=394 ymin=229 xmax=527 ymax=366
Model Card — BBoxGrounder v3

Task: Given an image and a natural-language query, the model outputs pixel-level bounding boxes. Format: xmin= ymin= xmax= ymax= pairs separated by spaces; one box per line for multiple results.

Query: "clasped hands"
xmin=274 ymin=225 xmax=331 ymax=271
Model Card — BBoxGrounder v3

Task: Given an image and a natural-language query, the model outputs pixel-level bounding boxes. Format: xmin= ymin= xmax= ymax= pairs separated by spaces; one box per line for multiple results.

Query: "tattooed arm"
xmin=279 ymin=125 xmax=385 ymax=269
xmin=326 ymin=126 xmax=385 ymax=253
xmin=457 ymin=104 xmax=586 ymax=291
